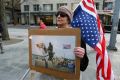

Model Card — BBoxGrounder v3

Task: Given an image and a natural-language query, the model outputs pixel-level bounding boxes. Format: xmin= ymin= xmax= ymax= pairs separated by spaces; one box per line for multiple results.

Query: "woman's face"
xmin=56 ymin=12 xmax=69 ymax=28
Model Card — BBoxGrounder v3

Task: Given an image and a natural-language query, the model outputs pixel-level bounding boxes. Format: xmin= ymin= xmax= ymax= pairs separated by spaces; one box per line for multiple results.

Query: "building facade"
xmin=103 ymin=0 xmax=115 ymax=14
xmin=95 ymin=0 xmax=104 ymax=11
xmin=5 ymin=0 xmax=21 ymax=24
xmin=20 ymin=0 xmax=115 ymax=26
xmin=20 ymin=0 xmax=82 ymax=25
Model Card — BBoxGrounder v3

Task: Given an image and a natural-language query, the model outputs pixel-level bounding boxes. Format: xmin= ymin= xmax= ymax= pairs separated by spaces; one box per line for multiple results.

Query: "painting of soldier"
xmin=48 ymin=42 xmax=54 ymax=61
xmin=31 ymin=35 xmax=76 ymax=73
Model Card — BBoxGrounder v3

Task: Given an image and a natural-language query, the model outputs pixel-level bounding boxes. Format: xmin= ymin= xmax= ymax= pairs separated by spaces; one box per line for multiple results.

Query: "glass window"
xmin=104 ymin=2 xmax=113 ymax=10
xmin=95 ymin=3 xmax=99 ymax=10
xmin=33 ymin=4 xmax=39 ymax=11
xmin=57 ymin=3 xmax=67 ymax=9
xmin=43 ymin=4 xmax=53 ymax=11
xmin=24 ymin=5 xmax=29 ymax=11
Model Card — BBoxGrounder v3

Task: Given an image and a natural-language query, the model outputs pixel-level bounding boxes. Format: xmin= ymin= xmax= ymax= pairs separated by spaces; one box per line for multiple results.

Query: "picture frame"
xmin=28 ymin=28 xmax=81 ymax=80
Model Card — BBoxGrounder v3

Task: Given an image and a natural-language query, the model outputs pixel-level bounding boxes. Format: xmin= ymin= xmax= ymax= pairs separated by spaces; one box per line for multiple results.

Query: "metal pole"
xmin=28 ymin=0 xmax=30 ymax=25
xmin=29 ymin=7 xmax=30 ymax=25
xmin=107 ymin=0 xmax=120 ymax=51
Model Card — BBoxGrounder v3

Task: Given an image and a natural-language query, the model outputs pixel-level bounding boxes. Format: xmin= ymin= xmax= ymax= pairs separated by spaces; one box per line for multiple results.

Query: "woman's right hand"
xmin=74 ymin=47 xmax=85 ymax=58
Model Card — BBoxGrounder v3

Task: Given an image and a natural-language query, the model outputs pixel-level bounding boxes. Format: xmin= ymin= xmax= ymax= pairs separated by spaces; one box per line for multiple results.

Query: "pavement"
xmin=0 ymin=28 xmax=29 ymax=80
xmin=0 ymin=25 xmax=120 ymax=80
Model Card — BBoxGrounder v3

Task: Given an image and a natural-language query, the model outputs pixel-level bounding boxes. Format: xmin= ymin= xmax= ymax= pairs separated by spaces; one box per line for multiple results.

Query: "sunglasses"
xmin=56 ymin=12 xmax=68 ymax=17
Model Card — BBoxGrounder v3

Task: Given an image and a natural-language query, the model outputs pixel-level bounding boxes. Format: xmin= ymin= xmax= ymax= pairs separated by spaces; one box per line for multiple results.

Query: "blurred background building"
xmin=5 ymin=0 xmax=21 ymax=24
xmin=5 ymin=0 xmax=119 ymax=30
xmin=20 ymin=0 xmax=80 ymax=25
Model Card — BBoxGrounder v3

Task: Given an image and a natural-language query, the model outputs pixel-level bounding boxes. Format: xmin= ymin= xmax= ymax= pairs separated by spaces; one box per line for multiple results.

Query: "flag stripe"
xmin=84 ymin=0 xmax=94 ymax=9
xmin=101 ymin=35 xmax=106 ymax=78
xmin=82 ymin=0 xmax=96 ymax=15
xmin=108 ymin=58 xmax=112 ymax=79
xmin=80 ymin=0 xmax=96 ymax=18
xmin=97 ymin=58 xmax=102 ymax=78
xmin=87 ymin=0 xmax=92 ymax=3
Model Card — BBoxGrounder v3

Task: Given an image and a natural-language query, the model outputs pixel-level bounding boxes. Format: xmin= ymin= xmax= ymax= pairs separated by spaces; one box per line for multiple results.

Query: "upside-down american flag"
xmin=71 ymin=0 xmax=115 ymax=80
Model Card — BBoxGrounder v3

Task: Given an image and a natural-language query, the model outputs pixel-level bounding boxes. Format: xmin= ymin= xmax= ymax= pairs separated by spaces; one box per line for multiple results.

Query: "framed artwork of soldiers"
xmin=28 ymin=28 xmax=81 ymax=80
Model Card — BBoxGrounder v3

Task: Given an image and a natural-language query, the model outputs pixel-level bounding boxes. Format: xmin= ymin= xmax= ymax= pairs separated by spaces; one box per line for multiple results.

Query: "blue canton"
xmin=71 ymin=6 xmax=100 ymax=48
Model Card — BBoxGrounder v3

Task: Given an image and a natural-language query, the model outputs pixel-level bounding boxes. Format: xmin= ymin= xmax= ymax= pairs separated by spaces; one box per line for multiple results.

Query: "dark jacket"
xmin=80 ymin=39 xmax=89 ymax=71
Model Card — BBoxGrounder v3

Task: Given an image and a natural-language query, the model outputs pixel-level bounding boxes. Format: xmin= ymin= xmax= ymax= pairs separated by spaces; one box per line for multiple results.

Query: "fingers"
xmin=74 ymin=47 xmax=85 ymax=58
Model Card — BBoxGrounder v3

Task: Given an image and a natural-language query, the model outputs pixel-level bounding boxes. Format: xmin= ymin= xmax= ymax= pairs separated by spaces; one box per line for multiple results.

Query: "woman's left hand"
xmin=74 ymin=47 xmax=85 ymax=58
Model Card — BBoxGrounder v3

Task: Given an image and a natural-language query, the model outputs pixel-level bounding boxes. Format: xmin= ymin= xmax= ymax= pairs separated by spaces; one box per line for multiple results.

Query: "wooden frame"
xmin=28 ymin=28 xmax=81 ymax=80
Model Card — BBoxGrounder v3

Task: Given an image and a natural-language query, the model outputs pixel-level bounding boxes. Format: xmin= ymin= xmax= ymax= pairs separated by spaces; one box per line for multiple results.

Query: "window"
xmin=95 ymin=3 xmax=99 ymax=10
xmin=24 ymin=5 xmax=29 ymax=11
xmin=57 ymin=3 xmax=67 ymax=9
xmin=43 ymin=4 xmax=53 ymax=11
xmin=104 ymin=2 xmax=113 ymax=10
xmin=33 ymin=4 xmax=39 ymax=11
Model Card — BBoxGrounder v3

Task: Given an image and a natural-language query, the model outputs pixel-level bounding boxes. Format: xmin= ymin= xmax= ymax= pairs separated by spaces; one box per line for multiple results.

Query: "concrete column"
xmin=108 ymin=0 xmax=120 ymax=51
xmin=53 ymin=14 xmax=56 ymax=25
xmin=21 ymin=15 xmax=25 ymax=24
xmin=30 ymin=15 xmax=34 ymax=24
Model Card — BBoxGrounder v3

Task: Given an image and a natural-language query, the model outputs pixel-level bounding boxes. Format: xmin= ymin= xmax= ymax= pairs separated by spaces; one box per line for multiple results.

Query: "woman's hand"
xmin=74 ymin=47 xmax=85 ymax=58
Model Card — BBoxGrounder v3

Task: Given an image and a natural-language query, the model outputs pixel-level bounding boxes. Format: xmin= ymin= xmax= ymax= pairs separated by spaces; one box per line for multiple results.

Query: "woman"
xmin=52 ymin=6 xmax=89 ymax=80
xmin=37 ymin=17 xmax=47 ymax=29
xmin=56 ymin=6 xmax=87 ymax=58
xmin=39 ymin=6 xmax=89 ymax=80
xmin=56 ymin=7 xmax=89 ymax=80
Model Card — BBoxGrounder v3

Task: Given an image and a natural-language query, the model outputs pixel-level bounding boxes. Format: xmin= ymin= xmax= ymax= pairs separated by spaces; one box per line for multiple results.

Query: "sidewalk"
xmin=3 ymin=38 xmax=23 ymax=45
xmin=1 ymin=28 xmax=120 ymax=80
xmin=0 ymin=28 xmax=29 ymax=80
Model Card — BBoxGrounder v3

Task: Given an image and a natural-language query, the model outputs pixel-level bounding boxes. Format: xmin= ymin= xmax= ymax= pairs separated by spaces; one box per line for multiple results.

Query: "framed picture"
xmin=28 ymin=28 xmax=81 ymax=80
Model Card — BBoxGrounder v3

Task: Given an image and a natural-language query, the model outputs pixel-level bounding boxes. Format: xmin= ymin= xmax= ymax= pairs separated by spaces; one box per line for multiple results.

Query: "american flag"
xmin=63 ymin=44 xmax=71 ymax=49
xmin=71 ymin=0 xmax=115 ymax=80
